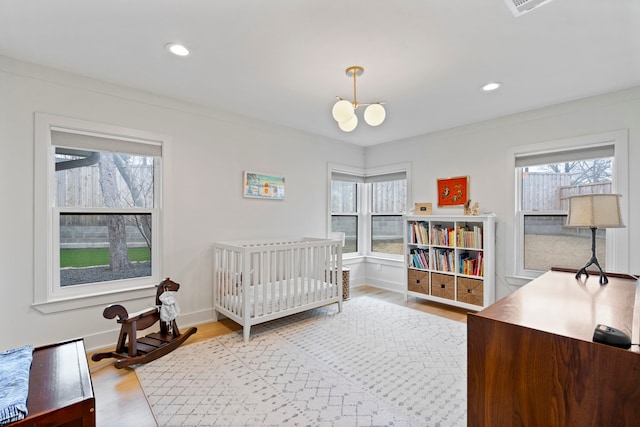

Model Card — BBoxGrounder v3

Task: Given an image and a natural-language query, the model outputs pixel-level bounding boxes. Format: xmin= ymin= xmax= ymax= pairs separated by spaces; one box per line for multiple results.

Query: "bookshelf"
xmin=405 ymin=214 xmax=495 ymax=310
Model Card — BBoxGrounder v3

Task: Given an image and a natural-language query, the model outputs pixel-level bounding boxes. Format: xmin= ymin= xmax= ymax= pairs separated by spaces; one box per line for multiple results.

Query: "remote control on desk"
xmin=593 ymin=324 xmax=631 ymax=349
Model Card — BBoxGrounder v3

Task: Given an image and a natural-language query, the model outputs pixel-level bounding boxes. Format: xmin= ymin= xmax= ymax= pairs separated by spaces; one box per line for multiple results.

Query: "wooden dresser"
xmin=468 ymin=270 xmax=640 ymax=426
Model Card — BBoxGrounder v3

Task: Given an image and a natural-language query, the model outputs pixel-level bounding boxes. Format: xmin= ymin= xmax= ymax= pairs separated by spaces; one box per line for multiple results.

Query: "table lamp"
xmin=565 ymin=194 xmax=624 ymax=285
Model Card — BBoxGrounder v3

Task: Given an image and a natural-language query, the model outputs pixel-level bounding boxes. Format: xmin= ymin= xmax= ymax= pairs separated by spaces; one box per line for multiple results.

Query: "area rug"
xmin=135 ymin=296 xmax=467 ymax=426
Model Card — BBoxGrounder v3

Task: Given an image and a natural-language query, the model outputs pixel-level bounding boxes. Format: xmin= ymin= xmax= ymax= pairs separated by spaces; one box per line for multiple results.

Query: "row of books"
xmin=428 ymin=224 xmax=483 ymax=249
xmin=433 ymin=248 xmax=454 ymax=272
xmin=459 ymin=251 xmax=484 ymax=276
xmin=431 ymin=224 xmax=454 ymax=246
xmin=456 ymin=226 xmax=483 ymax=249
xmin=409 ymin=248 xmax=484 ymax=276
xmin=408 ymin=248 xmax=429 ymax=269
xmin=408 ymin=221 xmax=429 ymax=244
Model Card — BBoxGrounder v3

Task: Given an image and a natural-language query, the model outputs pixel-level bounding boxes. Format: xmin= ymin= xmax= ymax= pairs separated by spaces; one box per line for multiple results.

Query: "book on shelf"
xmin=458 ymin=251 xmax=484 ymax=276
xmin=433 ymin=248 xmax=454 ymax=272
xmin=431 ymin=224 xmax=455 ymax=246
xmin=456 ymin=225 xmax=483 ymax=249
xmin=408 ymin=221 xmax=429 ymax=245
xmin=409 ymin=248 xmax=429 ymax=269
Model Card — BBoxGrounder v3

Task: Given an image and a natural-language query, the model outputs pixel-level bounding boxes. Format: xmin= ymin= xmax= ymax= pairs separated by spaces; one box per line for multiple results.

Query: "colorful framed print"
xmin=437 ymin=176 xmax=468 ymax=206
xmin=243 ymin=171 xmax=285 ymax=199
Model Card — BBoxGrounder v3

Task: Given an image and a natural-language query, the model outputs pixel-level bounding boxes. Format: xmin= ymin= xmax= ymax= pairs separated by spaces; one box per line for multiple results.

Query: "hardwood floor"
xmin=87 ymin=286 xmax=470 ymax=426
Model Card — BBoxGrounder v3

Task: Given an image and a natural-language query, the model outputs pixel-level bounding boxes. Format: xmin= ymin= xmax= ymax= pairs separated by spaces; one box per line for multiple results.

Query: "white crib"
xmin=213 ymin=237 xmax=343 ymax=342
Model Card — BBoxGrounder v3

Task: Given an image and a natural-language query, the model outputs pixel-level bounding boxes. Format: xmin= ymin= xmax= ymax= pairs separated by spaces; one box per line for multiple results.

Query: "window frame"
xmin=328 ymin=162 xmax=411 ymax=260
xmin=34 ymin=113 xmax=172 ymax=313
xmin=329 ymin=164 xmax=364 ymax=258
xmin=508 ymin=130 xmax=629 ymax=283
xmin=366 ymin=167 xmax=409 ymax=259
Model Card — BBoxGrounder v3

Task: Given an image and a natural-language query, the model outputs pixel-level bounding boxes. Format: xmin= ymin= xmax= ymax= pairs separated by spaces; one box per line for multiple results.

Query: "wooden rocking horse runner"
xmin=92 ymin=278 xmax=197 ymax=369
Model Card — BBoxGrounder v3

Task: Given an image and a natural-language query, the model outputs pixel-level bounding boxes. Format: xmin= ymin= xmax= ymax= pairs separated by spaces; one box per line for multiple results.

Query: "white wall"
xmin=0 ymin=56 xmax=364 ymax=350
xmin=2 ymin=53 xmax=638 ymax=351
xmin=366 ymin=86 xmax=640 ymax=300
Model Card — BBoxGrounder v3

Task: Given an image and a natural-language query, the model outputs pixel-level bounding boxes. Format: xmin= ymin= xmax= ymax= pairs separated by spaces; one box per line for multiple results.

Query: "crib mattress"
xmin=218 ymin=279 xmax=337 ymax=318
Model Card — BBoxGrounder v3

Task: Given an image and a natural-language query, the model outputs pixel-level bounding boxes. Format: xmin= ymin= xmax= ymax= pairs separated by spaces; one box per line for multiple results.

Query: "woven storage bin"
xmin=408 ymin=269 xmax=430 ymax=295
xmin=342 ymin=268 xmax=350 ymax=300
xmin=457 ymin=277 xmax=484 ymax=306
xmin=431 ymin=272 xmax=455 ymax=300
xmin=327 ymin=268 xmax=351 ymax=300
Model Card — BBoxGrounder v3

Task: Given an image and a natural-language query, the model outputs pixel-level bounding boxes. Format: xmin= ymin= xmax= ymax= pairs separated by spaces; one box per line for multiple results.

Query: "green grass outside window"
xmin=60 ymin=248 xmax=151 ymax=268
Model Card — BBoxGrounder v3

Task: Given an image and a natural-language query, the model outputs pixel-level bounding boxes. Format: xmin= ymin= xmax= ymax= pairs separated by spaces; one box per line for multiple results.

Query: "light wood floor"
xmin=87 ymin=286 xmax=470 ymax=426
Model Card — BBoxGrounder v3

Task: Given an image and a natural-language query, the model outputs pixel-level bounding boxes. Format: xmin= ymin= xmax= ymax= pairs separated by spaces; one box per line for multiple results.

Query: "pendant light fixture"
xmin=331 ymin=66 xmax=386 ymax=132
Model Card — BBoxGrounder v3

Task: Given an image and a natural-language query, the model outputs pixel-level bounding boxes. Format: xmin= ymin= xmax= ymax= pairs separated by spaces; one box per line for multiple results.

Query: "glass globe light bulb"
xmin=338 ymin=114 xmax=358 ymax=132
xmin=332 ymin=100 xmax=355 ymax=123
xmin=364 ymin=104 xmax=386 ymax=126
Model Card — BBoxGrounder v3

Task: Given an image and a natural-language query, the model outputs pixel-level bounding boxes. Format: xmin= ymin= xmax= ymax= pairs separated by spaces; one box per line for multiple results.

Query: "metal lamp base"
xmin=575 ymin=227 xmax=608 ymax=285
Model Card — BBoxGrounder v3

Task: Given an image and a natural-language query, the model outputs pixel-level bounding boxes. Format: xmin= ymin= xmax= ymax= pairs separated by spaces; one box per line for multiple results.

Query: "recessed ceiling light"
xmin=482 ymin=82 xmax=503 ymax=92
xmin=165 ymin=43 xmax=190 ymax=57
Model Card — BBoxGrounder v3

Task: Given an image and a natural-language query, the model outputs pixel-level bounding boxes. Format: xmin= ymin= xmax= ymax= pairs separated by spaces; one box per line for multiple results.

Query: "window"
xmin=34 ymin=114 xmax=170 ymax=312
xmin=520 ymin=157 xmax=612 ymax=272
xmin=368 ymin=172 xmax=407 ymax=256
xmin=512 ymin=131 xmax=629 ymax=279
xmin=330 ymin=172 xmax=360 ymax=254
xmin=329 ymin=164 xmax=409 ymax=258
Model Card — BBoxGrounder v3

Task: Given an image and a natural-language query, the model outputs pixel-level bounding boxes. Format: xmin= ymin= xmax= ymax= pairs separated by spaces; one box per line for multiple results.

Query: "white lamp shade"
xmin=332 ymin=100 xmax=355 ymax=123
xmin=338 ymin=114 xmax=358 ymax=132
xmin=364 ymin=103 xmax=386 ymax=126
xmin=566 ymin=194 xmax=625 ymax=228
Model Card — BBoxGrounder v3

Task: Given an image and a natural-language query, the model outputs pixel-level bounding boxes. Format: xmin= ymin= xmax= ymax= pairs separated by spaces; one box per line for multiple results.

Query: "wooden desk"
xmin=12 ymin=338 xmax=95 ymax=427
xmin=468 ymin=270 xmax=640 ymax=426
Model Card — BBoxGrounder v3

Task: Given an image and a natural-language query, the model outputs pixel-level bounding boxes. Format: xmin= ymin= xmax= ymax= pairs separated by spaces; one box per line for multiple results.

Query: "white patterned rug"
xmin=135 ymin=296 xmax=467 ymax=427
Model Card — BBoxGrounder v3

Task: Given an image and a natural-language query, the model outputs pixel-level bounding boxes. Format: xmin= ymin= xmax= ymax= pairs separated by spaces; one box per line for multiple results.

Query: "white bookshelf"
xmin=405 ymin=214 xmax=495 ymax=310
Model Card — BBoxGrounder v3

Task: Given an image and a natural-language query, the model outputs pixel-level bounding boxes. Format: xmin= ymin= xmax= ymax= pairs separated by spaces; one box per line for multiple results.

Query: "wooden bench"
xmin=11 ymin=338 xmax=95 ymax=426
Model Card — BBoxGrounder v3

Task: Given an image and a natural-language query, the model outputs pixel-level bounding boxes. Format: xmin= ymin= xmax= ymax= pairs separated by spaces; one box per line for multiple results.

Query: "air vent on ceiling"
xmin=504 ymin=0 xmax=555 ymax=17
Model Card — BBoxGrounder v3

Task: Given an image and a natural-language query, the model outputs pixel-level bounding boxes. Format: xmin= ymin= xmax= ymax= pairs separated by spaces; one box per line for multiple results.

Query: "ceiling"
xmin=1 ymin=1 xmax=639 ymax=147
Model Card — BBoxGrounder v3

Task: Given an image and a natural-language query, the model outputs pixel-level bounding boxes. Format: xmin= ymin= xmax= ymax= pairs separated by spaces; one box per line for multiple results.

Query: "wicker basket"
xmin=431 ymin=273 xmax=455 ymax=300
xmin=408 ymin=269 xmax=430 ymax=295
xmin=457 ymin=277 xmax=484 ymax=306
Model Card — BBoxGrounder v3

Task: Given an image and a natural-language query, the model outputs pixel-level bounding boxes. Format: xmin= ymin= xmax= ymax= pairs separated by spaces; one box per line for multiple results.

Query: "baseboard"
xmin=82 ymin=308 xmax=216 ymax=352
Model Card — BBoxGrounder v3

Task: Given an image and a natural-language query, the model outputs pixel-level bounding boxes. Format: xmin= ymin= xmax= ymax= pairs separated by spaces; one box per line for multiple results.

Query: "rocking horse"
xmin=92 ymin=277 xmax=197 ymax=368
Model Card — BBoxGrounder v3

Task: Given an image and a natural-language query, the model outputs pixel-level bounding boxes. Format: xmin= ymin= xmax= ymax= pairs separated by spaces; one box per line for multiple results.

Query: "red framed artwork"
xmin=437 ymin=176 xmax=469 ymax=206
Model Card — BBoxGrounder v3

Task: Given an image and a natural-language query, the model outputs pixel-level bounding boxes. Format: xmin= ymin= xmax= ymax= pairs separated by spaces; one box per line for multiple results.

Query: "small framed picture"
xmin=437 ymin=176 xmax=469 ymax=206
xmin=414 ymin=202 xmax=432 ymax=215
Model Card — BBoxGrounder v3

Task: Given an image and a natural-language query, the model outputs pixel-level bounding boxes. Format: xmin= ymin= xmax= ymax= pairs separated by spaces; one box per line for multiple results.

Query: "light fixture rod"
xmin=353 ymin=70 xmax=357 ymax=107
xmin=346 ymin=66 xmax=364 ymax=108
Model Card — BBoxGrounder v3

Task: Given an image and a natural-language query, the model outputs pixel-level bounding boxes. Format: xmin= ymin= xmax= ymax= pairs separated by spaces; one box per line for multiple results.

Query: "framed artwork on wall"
xmin=437 ymin=176 xmax=468 ymax=206
xmin=243 ymin=171 xmax=285 ymax=199
xmin=414 ymin=202 xmax=433 ymax=215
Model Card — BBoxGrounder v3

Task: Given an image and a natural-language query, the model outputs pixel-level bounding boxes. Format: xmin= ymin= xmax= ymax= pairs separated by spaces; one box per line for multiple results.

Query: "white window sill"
xmin=33 ymin=285 xmax=157 ymax=314
xmin=504 ymin=275 xmax=534 ymax=288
